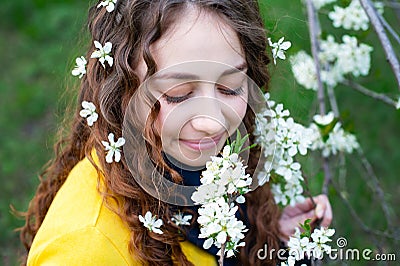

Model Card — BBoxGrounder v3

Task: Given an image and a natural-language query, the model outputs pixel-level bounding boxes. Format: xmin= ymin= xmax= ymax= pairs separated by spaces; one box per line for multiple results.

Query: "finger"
xmin=320 ymin=198 xmax=333 ymax=227
xmin=313 ymin=194 xmax=328 ymax=217
xmin=285 ymin=197 xmax=316 ymax=216
xmin=313 ymin=194 xmax=333 ymax=227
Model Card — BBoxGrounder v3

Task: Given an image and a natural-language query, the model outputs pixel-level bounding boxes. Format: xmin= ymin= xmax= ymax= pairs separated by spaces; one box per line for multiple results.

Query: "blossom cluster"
xmin=291 ymin=35 xmax=373 ymax=90
xmin=254 ymin=95 xmax=359 ymax=206
xmin=328 ymin=0 xmax=370 ymax=31
xmin=308 ymin=112 xmax=360 ymax=157
xmin=191 ymin=145 xmax=251 ymax=258
xmin=254 ymin=93 xmax=315 ymax=206
xmin=329 ymin=0 xmax=384 ymax=31
xmin=283 ymin=226 xmax=335 ymax=266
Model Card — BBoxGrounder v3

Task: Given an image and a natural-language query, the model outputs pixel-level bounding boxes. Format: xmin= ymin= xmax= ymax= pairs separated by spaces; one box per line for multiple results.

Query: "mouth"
xmin=180 ymin=133 xmax=224 ymax=151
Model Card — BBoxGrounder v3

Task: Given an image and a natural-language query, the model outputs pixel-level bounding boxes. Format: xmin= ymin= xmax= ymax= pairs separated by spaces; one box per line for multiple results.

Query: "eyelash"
xmin=163 ymin=87 xmax=244 ymax=104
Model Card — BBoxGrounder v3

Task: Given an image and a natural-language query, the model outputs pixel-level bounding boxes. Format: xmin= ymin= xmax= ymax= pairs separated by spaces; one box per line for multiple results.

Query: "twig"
xmin=305 ymin=0 xmax=333 ymax=195
xmin=355 ymin=148 xmax=399 ymax=238
xmin=331 ymin=180 xmax=398 ymax=240
xmin=342 ymin=79 xmax=397 ymax=107
xmin=305 ymin=0 xmax=325 ymax=115
xmin=218 ymin=244 xmax=225 ymax=266
xmin=360 ymin=0 xmax=400 ymax=91
xmin=303 ymin=173 xmax=318 ymax=208
xmin=378 ymin=10 xmax=400 ymax=46
xmin=386 ymin=0 xmax=400 ymax=24
xmin=326 ymin=84 xmax=340 ymax=118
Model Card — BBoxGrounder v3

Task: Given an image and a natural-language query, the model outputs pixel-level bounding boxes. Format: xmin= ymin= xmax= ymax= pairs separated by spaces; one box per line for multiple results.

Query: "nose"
xmin=188 ymin=83 xmax=227 ymax=135
xmin=190 ymin=115 xmax=225 ymax=135
xmin=190 ymin=92 xmax=226 ymax=135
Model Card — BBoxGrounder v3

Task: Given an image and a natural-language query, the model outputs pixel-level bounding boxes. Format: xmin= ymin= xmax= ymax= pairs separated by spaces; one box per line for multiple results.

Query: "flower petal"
xmin=105 ymin=151 xmax=114 ymax=163
xmin=115 ymin=137 xmax=125 ymax=147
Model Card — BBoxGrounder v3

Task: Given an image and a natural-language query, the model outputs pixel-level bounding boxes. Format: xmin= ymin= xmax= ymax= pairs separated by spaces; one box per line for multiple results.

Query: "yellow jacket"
xmin=27 ymin=155 xmax=217 ymax=265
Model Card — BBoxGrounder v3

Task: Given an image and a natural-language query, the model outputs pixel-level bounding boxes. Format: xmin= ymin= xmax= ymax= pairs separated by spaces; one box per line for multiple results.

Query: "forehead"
xmin=150 ymin=7 xmax=245 ymax=72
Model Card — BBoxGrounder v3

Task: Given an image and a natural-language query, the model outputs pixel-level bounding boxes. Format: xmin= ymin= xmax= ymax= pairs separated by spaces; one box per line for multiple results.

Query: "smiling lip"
xmin=180 ymin=134 xmax=224 ymax=151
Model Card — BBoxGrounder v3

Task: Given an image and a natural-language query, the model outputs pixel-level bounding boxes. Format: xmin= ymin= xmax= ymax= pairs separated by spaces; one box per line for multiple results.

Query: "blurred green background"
xmin=1 ymin=0 xmax=399 ymax=265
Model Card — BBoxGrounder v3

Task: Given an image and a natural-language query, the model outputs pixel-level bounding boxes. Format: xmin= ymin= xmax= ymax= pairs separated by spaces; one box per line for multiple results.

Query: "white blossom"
xmin=138 ymin=211 xmax=163 ymax=234
xmin=71 ymin=56 xmax=87 ymax=78
xmin=313 ymin=111 xmax=335 ymax=126
xmin=276 ymin=157 xmax=301 ymax=182
xmin=91 ymin=41 xmax=114 ymax=68
xmin=171 ymin=212 xmax=192 ymax=226
xmin=396 ymin=97 xmax=400 ymax=110
xmin=283 ymin=227 xmax=335 ymax=264
xmin=271 ymin=184 xmax=288 ymax=206
xmin=254 ymin=95 xmax=313 ymax=206
xmin=311 ymin=227 xmax=335 ymax=244
xmin=310 ymin=227 xmax=335 ymax=259
xmin=309 ymin=121 xmax=359 ymax=157
xmin=328 ymin=0 xmax=369 ymax=31
xmin=325 ymin=122 xmax=359 ymax=156
xmin=79 ymin=101 xmax=98 ymax=126
xmin=290 ymin=51 xmax=318 ymax=90
xmin=97 ymin=0 xmax=117 ymax=12
xmin=268 ymin=37 xmax=292 ymax=65
xmin=287 ymin=228 xmax=313 ymax=261
xmin=336 ymin=35 xmax=373 ymax=77
xmin=101 ymin=133 xmax=125 ymax=163
xmin=292 ymin=35 xmax=373 ymax=90
xmin=192 ymin=143 xmax=251 ymax=260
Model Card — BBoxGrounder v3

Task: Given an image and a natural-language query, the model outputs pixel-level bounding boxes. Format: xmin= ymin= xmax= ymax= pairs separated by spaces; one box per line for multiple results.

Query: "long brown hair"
xmin=20 ymin=1 xmax=280 ymax=265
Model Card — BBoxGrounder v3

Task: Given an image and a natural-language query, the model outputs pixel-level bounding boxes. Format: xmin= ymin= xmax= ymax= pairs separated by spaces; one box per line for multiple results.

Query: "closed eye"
xmin=218 ymin=86 xmax=244 ymax=96
xmin=162 ymin=92 xmax=192 ymax=104
xmin=162 ymin=86 xmax=244 ymax=104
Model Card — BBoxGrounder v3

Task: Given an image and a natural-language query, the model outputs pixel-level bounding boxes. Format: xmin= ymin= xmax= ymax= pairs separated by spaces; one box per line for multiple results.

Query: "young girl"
xmin=21 ymin=1 xmax=332 ymax=265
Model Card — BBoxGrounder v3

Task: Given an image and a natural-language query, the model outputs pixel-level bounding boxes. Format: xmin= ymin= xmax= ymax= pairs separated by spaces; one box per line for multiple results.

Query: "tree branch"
xmin=360 ymin=0 xmax=400 ymax=91
xmin=331 ymin=180 xmax=398 ymax=240
xmin=378 ymin=9 xmax=400 ymax=46
xmin=355 ymin=148 xmax=399 ymax=239
xmin=305 ymin=0 xmax=332 ymax=195
xmin=326 ymin=84 xmax=340 ymax=117
xmin=305 ymin=0 xmax=325 ymax=115
xmin=341 ymin=79 xmax=397 ymax=107
xmin=385 ymin=0 xmax=400 ymax=25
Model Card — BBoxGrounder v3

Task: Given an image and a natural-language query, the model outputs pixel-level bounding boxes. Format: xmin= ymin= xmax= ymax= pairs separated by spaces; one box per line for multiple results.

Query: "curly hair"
xmin=20 ymin=1 xmax=281 ymax=265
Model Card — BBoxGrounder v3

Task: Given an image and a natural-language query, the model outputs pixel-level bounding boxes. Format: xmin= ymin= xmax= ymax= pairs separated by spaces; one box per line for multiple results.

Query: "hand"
xmin=278 ymin=194 xmax=333 ymax=244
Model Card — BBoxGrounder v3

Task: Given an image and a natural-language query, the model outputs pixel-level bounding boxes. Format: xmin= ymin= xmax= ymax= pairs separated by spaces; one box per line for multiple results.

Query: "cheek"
xmin=235 ymin=99 xmax=248 ymax=120
xmin=155 ymin=100 xmax=180 ymax=138
xmin=224 ymin=94 xmax=248 ymax=127
xmin=155 ymin=106 xmax=166 ymax=135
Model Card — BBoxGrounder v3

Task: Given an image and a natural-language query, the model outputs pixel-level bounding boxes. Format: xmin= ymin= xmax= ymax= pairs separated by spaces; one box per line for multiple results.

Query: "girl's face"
xmin=137 ymin=8 xmax=248 ymax=168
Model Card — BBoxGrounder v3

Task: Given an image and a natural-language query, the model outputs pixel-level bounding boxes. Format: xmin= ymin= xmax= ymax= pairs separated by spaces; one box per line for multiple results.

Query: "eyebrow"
xmin=154 ymin=62 xmax=248 ymax=80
